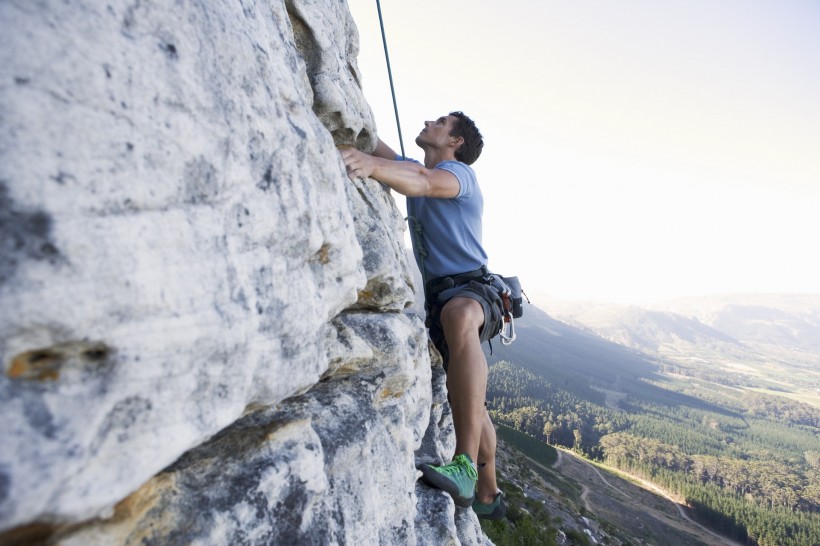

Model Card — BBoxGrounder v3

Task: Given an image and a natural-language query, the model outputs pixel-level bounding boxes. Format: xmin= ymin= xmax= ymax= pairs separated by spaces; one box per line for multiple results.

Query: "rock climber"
xmin=341 ymin=112 xmax=505 ymax=520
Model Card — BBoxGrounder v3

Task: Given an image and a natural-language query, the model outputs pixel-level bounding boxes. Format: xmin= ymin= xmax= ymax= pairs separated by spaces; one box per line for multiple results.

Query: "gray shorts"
xmin=425 ymin=279 xmax=505 ymax=371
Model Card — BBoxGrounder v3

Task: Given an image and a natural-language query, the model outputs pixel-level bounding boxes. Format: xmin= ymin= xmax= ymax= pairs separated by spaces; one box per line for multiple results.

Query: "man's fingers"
xmin=339 ymin=147 xmax=370 ymax=181
xmin=340 ymin=149 xmax=361 ymax=171
xmin=345 ymin=165 xmax=360 ymax=180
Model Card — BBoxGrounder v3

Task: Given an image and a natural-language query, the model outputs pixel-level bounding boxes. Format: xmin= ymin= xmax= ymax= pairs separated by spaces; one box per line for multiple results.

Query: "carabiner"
xmin=499 ymin=312 xmax=516 ymax=346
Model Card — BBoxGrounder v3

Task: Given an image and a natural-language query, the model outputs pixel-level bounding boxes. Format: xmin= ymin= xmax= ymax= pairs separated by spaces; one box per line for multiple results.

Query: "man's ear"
xmin=449 ymin=135 xmax=465 ymax=150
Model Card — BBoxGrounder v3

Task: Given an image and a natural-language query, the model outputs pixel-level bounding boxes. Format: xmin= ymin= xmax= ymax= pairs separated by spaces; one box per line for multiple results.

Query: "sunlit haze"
xmin=348 ymin=0 xmax=820 ymax=304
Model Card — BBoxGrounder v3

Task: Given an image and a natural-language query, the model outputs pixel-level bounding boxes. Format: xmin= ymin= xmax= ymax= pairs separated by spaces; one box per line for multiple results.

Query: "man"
xmin=341 ymin=112 xmax=505 ymax=520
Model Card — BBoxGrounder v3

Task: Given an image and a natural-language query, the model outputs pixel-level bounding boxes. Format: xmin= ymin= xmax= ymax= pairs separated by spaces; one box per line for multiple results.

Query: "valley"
xmin=483 ymin=294 xmax=820 ymax=545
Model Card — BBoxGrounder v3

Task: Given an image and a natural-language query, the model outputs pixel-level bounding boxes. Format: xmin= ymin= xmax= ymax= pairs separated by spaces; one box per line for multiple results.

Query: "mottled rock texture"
xmin=0 ymin=1 xmax=488 ymax=544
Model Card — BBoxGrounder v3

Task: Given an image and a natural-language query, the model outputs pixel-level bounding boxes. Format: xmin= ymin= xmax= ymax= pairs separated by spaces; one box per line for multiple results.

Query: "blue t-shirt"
xmin=404 ymin=158 xmax=488 ymax=279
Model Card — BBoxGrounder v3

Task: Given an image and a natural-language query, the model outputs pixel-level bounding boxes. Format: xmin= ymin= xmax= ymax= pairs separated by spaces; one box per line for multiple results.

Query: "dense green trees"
xmin=743 ymin=392 xmax=820 ymax=427
xmin=488 ymin=361 xmax=627 ymax=456
xmin=486 ymin=360 xmax=820 ymax=546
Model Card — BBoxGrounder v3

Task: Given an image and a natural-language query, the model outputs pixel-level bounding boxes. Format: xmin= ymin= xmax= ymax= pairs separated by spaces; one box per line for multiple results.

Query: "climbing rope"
xmin=375 ymin=0 xmax=405 ymax=159
xmin=407 ymin=215 xmax=428 ymax=288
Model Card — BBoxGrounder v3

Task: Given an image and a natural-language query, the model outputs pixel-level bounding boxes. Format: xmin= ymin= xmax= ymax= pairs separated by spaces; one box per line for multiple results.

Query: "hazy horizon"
xmin=529 ymin=288 xmax=820 ymax=307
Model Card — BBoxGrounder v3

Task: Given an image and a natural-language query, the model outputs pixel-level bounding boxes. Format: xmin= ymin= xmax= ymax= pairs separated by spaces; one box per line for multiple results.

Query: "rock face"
xmin=0 ymin=1 xmax=489 ymax=544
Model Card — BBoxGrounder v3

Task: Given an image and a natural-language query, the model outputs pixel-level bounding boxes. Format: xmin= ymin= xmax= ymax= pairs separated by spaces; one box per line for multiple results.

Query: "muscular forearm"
xmin=366 ymin=157 xmax=434 ymax=197
xmin=341 ymin=144 xmax=459 ymax=198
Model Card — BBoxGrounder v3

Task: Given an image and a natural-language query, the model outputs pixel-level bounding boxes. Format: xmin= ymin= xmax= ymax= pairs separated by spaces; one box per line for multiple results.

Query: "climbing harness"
xmin=376 ymin=0 xmax=405 ymax=159
xmin=424 ymin=260 xmax=525 ymax=348
xmin=486 ymin=274 xmax=523 ymax=346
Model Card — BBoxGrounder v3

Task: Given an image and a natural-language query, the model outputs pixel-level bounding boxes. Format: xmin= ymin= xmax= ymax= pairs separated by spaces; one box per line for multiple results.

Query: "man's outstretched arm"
xmin=341 ymin=147 xmax=459 ymax=198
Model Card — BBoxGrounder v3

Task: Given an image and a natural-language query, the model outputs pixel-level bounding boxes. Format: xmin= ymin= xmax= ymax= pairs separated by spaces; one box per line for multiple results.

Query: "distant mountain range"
xmin=535 ymin=293 xmax=820 ymax=354
xmin=519 ymin=292 xmax=820 ymax=398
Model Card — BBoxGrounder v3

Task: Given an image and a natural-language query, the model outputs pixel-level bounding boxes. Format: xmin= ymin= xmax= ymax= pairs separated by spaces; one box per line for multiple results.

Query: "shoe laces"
xmin=443 ymin=454 xmax=478 ymax=481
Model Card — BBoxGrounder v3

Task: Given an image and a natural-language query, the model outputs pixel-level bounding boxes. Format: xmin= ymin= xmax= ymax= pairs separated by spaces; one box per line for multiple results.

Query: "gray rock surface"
xmin=0 ymin=0 xmax=489 ymax=544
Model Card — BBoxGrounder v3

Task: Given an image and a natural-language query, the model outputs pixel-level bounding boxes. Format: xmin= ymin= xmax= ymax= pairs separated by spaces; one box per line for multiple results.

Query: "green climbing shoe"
xmin=472 ymin=491 xmax=506 ymax=520
xmin=418 ymin=453 xmax=478 ymax=507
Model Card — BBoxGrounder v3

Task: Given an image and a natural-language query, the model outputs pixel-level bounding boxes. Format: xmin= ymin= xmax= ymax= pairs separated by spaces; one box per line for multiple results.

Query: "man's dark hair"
xmin=449 ymin=111 xmax=484 ymax=165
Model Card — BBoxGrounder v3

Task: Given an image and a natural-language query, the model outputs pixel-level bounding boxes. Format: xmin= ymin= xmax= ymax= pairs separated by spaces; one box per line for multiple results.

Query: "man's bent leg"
xmin=440 ymin=296 xmax=487 ymax=466
xmin=418 ymin=296 xmax=494 ymax=508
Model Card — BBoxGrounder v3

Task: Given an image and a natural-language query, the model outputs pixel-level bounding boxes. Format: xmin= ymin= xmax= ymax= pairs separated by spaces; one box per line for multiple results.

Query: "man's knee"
xmin=440 ymin=297 xmax=484 ymax=335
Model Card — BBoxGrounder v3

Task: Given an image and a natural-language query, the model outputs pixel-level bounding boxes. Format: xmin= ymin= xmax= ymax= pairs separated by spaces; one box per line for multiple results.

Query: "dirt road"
xmin=551 ymin=447 xmax=743 ymax=546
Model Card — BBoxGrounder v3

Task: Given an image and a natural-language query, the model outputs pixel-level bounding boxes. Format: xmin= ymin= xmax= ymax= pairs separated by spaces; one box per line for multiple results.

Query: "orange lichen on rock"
xmin=7 ymin=349 xmax=63 ymax=380
xmin=5 ymin=341 xmax=111 ymax=381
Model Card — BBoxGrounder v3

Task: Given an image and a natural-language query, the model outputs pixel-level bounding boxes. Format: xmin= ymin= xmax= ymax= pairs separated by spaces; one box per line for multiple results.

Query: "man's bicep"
xmin=426 ymin=168 xmax=461 ymax=198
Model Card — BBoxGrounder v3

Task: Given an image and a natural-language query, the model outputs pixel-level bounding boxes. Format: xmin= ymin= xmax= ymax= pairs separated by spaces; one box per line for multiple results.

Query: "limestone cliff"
xmin=0 ymin=1 xmax=489 ymax=544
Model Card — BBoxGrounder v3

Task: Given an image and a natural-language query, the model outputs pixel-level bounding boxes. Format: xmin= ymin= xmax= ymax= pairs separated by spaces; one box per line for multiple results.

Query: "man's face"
xmin=415 ymin=115 xmax=458 ymax=149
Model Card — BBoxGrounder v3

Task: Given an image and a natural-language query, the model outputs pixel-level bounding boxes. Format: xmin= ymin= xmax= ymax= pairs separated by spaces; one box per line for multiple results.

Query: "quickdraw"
xmin=499 ymin=291 xmax=516 ymax=346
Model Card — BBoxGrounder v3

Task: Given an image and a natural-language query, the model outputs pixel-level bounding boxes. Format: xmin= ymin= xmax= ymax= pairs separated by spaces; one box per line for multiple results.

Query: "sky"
xmin=347 ymin=0 xmax=820 ymax=304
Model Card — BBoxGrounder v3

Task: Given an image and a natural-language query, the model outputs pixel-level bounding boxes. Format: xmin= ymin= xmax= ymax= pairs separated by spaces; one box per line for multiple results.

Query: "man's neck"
xmin=422 ymin=148 xmax=458 ymax=169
